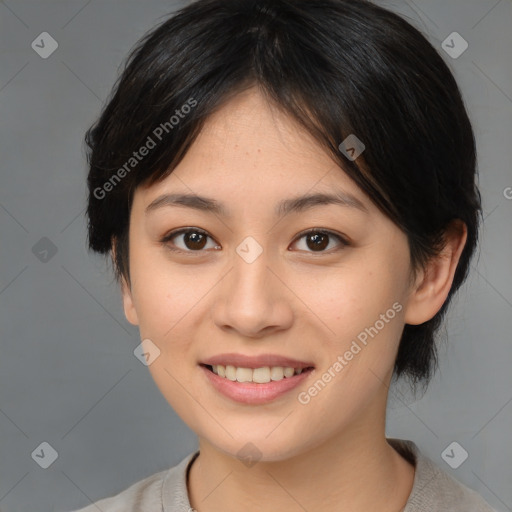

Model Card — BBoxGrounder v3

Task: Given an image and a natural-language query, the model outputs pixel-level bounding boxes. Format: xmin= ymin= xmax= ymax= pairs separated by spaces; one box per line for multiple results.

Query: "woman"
xmin=76 ymin=0 xmax=494 ymax=510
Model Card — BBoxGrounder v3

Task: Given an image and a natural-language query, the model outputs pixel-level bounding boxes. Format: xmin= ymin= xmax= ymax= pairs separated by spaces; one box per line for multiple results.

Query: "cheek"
xmin=129 ymin=247 xmax=200 ymax=337
xmin=130 ymin=263 xmax=201 ymax=412
xmin=315 ymin=257 xmax=407 ymax=372
xmin=308 ymin=264 xmax=400 ymax=331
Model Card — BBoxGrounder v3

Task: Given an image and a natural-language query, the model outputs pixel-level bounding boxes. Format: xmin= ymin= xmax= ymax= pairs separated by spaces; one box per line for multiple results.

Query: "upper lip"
xmin=201 ymin=353 xmax=314 ymax=369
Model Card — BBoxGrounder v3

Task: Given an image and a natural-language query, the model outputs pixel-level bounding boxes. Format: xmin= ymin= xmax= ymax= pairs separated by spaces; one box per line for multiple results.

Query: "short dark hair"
xmin=85 ymin=0 xmax=481 ymax=386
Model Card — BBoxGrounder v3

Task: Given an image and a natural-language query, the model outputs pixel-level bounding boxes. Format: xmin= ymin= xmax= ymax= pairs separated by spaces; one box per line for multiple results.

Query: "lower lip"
xmin=200 ymin=365 xmax=314 ymax=405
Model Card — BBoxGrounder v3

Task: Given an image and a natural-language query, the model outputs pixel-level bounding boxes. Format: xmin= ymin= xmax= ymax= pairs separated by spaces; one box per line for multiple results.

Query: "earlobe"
xmin=404 ymin=220 xmax=468 ymax=326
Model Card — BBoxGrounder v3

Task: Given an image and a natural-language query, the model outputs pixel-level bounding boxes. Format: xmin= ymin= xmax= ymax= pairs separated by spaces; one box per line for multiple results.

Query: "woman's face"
xmin=122 ymin=88 xmax=418 ymax=461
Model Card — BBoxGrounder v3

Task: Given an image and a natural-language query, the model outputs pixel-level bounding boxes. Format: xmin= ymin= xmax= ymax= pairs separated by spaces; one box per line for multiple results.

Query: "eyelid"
xmin=161 ymin=226 xmax=211 ymax=242
xmin=160 ymin=227 xmax=349 ymax=254
xmin=161 ymin=227 xmax=220 ymax=254
xmin=291 ymin=228 xmax=350 ymax=251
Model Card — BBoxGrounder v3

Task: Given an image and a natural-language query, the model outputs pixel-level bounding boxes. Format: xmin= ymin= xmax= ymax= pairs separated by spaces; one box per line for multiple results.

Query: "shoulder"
xmin=388 ymin=438 xmax=496 ymax=512
xmin=70 ymin=451 xmax=198 ymax=512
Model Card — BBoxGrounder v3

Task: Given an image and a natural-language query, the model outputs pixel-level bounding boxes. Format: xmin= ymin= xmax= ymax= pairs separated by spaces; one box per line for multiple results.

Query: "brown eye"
xmin=182 ymin=231 xmax=207 ymax=250
xmin=305 ymin=232 xmax=329 ymax=251
xmin=161 ymin=227 xmax=348 ymax=255
xmin=291 ymin=229 xmax=348 ymax=253
xmin=161 ymin=228 xmax=220 ymax=253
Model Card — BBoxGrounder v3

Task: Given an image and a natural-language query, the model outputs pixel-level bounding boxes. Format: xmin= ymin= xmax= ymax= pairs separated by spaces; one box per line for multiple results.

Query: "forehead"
xmin=194 ymin=87 xmax=333 ymax=168
xmin=135 ymin=87 xmax=373 ymax=216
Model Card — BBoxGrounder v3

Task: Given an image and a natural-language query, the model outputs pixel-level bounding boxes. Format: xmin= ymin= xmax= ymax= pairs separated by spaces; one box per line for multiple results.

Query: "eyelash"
xmin=160 ymin=227 xmax=350 ymax=255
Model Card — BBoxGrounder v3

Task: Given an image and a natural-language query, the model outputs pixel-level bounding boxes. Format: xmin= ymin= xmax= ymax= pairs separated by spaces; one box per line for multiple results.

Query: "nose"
xmin=211 ymin=243 xmax=294 ymax=338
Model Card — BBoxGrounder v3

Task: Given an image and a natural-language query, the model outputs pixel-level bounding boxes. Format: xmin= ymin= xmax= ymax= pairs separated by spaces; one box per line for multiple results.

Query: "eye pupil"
xmin=185 ymin=231 xmax=207 ymax=250
xmin=307 ymin=232 xmax=329 ymax=251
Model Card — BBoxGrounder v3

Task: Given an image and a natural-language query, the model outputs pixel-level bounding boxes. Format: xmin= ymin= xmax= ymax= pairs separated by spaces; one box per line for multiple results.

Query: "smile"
xmin=204 ymin=364 xmax=312 ymax=383
xmin=200 ymin=364 xmax=315 ymax=405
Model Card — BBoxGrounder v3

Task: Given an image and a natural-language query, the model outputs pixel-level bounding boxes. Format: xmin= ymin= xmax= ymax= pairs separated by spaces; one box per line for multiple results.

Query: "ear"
xmin=404 ymin=220 xmax=468 ymax=325
xmin=120 ymin=275 xmax=139 ymax=326
xmin=111 ymin=238 xmax=139 ymax=326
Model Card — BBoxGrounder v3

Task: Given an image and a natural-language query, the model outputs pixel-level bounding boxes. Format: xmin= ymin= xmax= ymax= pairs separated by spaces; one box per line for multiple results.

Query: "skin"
xmin=118 ymin=86 xmax=467 ymax=512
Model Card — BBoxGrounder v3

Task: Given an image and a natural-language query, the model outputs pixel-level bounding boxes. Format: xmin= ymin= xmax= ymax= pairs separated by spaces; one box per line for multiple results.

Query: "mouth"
xmin=198 ymin=353 xmax=316 ymax=404
xmin=200 ymin=363 xmax=315 ymax=384
xmin=199 ymin=362 xmax=315 ymax=404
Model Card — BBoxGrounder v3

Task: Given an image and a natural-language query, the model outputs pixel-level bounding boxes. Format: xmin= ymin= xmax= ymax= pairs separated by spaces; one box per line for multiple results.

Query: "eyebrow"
xmin=145 ymin=190 xmax=368 ymax=218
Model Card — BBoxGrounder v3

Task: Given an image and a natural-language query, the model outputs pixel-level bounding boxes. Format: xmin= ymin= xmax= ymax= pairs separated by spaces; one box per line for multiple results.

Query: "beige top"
xmin=72 ymin=438 xmax=495 ymax=511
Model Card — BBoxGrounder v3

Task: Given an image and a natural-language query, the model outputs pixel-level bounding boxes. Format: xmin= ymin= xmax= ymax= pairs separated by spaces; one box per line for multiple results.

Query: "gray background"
xmin=0 ymin=1 xmax=511 ymax=511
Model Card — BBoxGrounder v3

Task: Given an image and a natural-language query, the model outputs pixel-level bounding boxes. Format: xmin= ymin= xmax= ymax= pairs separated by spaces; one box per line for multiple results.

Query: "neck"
xmin=187 ymin=401 xmax=415 ymax=512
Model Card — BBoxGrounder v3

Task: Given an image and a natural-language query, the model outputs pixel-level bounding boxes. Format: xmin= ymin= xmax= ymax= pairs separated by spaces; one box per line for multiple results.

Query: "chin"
xmin=201 ymin=428 xmax=313 ymax=464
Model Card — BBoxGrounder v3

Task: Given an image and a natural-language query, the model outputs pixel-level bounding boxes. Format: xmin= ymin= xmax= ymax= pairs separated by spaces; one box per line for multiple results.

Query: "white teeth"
xmin=253 ymin=367 xmax=271 ymax=383
xmin=283 ymin=367 xmax=295 ymax=378
xmin=270 ymin=366 xmax=284 ymax=381
xmin=236 ymin=367 xmax=253 ymax=382
xmin=225 ymin=365 xmax=237 ymax=381
xmin=209 ymin=365 xmax=307 ymax=383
